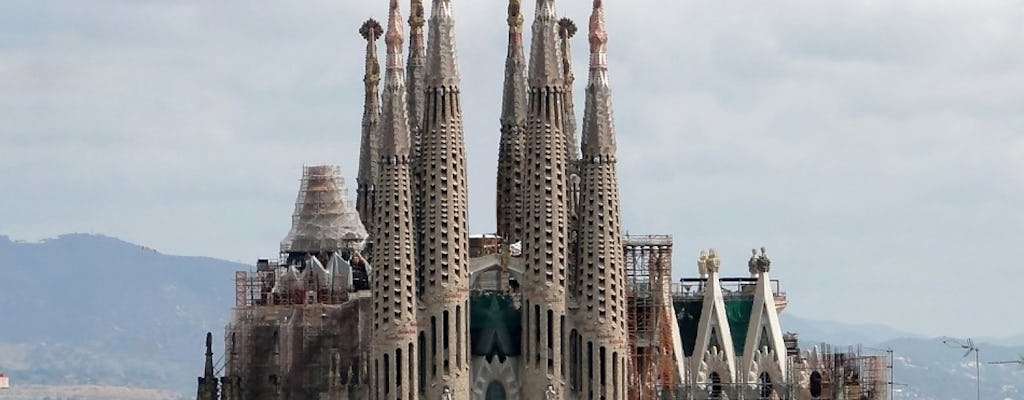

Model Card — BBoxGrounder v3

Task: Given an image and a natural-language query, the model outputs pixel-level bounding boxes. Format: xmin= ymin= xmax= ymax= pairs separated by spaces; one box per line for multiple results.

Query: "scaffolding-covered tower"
xmin=219 ymin=165 xmax=374 ymax=400
xmin=625 ymin=235 xmax=684 ymax=400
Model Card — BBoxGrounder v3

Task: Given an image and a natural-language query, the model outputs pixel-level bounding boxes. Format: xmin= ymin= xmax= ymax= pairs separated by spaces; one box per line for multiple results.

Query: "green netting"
xmin=673 ymin=297 xmax=754 ymax=357
xmin=725 ymin=298 xmax=754 ymax=356
xmin=469 ymin=293 xmax=522 ymax=358
xmin=674 ymin=300 xmax=703 ymax=357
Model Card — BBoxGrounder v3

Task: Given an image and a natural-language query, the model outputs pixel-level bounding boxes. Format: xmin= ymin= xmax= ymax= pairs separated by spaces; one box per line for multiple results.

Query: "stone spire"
xmin=581 ymin=0 xmax=614 ymax=156
xmin=417 ymin=0 xmax=471 ymax=398
xmin=196 ymin=332 xmax=218 ymax=400
xmin=574 ymin=0 xmax=629 ymax=398
xmin=557 ymin=16 xmax=583 ymax=303
xmin=496 ymin=0 xmax=528 ymax=242
xmin=371 ymin=2 xmax=419 ymax=399
xmin=407 ymin=0 xmax=427 ymax=161
xmin=357 ymin=19 xmax=383 ymax=231
xmin=520 ymin=0 xmax=569 ymax=397
xmin=425 ymin=0 xmax=460 ymax=86
xmin=558 ymin=17 xmax=580 ymax=165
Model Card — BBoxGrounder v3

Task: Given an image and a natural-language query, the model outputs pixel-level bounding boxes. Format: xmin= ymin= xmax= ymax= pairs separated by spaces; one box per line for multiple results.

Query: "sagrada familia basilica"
xmin=194 ymin=0 xmax=890 ymax=399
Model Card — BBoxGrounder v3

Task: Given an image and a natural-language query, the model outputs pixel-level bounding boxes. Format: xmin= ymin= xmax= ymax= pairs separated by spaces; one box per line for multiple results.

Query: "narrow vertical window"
xmin=612 ymin=352 xmax=618 ymax=399
xmin=600 ymin=346 xmax=607 ymax=397
xmin=456 ymin=304 xmax=462 ymax=369
xmin=418 ymin=333 xmax=426 ymax=394
xmin=534 ymin=304 xmax=541 ymax=365
xmin=547 ymin=309 xmax=554 ymax=373
xmin=431 ymin=316 xmax=437 ymax=377
xmin=560 ymin=315 xmax=566 ymax=379
xmin=384 ymin=354 xmax=390 ymax=394
xmin=524 ymin=301 xmax=530 ymax=360
xmin=587 ymin=341 xmax=594 ymax=399
xmin=396 ymin=348 xmax=403 ymax=389
xmin=443 ymin=310 xmax=450 ymax=374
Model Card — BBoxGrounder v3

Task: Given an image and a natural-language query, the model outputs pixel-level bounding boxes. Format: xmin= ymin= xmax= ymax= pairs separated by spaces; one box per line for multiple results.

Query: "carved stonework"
xmin=471 ymin=356 xmax=521 ymax=400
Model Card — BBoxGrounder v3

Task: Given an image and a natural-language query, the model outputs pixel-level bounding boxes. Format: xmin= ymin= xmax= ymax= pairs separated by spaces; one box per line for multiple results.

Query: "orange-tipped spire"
xmin=385 ymin=0 xmax=405 ymax=69
xmin=589 ymin=0 xmax=608 ymax=69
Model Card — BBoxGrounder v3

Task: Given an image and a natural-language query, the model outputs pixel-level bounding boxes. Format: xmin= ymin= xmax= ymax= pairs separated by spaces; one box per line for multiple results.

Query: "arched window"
xmin=758 ymin=371 xmax=773 ymax=399
xmin=810 ymin=371 xmax=823 ymax=398
xmin=708 ymin=371 xmax=722 ymax=399
xmin=485 ymin=380 xmax=508 ymax=400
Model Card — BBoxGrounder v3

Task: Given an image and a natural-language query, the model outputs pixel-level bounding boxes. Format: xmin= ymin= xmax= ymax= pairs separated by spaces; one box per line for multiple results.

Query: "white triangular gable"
xmin=740 ymin=271 xmax=787 ymax=385
xmin=691 ymin=272 xmax=737 ymax=384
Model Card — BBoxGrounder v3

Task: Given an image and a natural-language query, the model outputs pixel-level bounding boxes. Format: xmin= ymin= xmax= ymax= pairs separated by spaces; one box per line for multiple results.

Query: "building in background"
xmin=195 ymin=1 xmax=887 ymax=399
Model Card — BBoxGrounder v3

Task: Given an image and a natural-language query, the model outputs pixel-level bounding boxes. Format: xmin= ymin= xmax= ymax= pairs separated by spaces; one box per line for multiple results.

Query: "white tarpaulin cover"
xmin=280 ymin=165 xmax=368 ymax=253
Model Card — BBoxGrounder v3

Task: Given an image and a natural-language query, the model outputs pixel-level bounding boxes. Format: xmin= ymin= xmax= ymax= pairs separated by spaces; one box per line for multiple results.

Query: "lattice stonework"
xmin=519 ymin=1 xmax=570 ymax=398
xmin=370 ymin=4 xmax=419 ymax=399
xmin=416 ymin=1 xmax=472 ymax=398
xmin=495 ymin=0 xmax=528 ymax=243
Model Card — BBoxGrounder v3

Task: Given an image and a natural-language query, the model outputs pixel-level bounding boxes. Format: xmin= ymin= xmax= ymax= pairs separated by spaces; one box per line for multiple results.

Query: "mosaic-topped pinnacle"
xmin=558 ymin=18 xmax=577 ymax=39
xmin=380 ymin=0 xmax=411 ymax=158
xmin=581 ymin=0 xmax=615 ymax=157
xmin=426 ymin=0 xmax=460 ymax=87
xmin=409 ymin=0 xmax=426 ymax=31
xmin=589 ymin=0 xmax=608 ymax=69
xmin=360 ymin=19 xmax=383 ymax=89
xmin=385 ymin=0 xmax=405 ymax=68
xmin=360 ymin=19 xmax=383 ymax=41
xmin=508 ymin=0 xmax=524 ymax=32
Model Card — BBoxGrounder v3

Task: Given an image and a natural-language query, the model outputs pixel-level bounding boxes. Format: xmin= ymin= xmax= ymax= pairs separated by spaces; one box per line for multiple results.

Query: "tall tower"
xmin=417 ymin=0 xmax=471 ymax=398
xmin=371 ymin=2 xmax=419 ymax=399
xmin=357 ymin=20 xmax=383 ymax=231
xmin=520 ymin=0 xmax=569 ymax=397
xmin=495 ymin=0 xmax=528 ymax=243
xmin=196 ymin=332 xmax=218 ymax=400
xmin=573 ymin=1 xmax=629 ymax=398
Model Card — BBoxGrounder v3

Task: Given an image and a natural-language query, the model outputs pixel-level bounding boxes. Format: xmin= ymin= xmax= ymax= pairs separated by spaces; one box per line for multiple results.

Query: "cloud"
xmin=1 ymin=0 xmax=1022 ymax=337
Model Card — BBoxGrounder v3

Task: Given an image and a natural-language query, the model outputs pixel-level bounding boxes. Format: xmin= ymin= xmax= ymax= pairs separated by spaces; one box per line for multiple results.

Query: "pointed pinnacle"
xmin=589 ymin=0 xmax=608 ymax=69
xmin=360 ymin=19 xmax=383 ymax=90
xmin=508 ymin=0 xmax=524 ymax=33
xmin=386 ymin=0 xmax=405 ymax=68
xmin=528 ymin=0 xmax=564 ymax=87
xmin=409 ymin=0 xmax=426 ymax=31
xmin=426 ymin=0 xmax=460 ymax=87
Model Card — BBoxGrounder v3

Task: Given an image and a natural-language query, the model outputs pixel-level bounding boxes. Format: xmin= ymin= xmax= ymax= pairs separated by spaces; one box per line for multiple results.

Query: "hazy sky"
xmin=2 ymin=0 xmax=1022 ymax=338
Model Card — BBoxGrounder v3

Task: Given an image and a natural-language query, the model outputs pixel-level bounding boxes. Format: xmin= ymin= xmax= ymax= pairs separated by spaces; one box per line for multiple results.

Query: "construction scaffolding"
xmin=792 ymin=344 xmax=888 ymax=400
xmin=625 ymin=235 xmax=677 ymax=400
xmin=280 ymin=165 xmax=367 ymax=254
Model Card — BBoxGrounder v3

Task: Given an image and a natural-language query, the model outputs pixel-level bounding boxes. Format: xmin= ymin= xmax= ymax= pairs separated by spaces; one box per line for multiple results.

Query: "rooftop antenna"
xmin=942 ymin=337 xmax=980 ymax=400
xmin=988 ymin=354 xmax=1024 ymax=367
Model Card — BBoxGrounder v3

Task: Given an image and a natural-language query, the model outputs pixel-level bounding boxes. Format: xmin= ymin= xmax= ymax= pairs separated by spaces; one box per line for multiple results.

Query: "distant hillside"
xmin=0 ymin=234 xmax=1021 ymax=399
xmin=0 ymin=234 xmax=242 ymax=395
xmin=780 ymin=313 xmax=925 ymax=346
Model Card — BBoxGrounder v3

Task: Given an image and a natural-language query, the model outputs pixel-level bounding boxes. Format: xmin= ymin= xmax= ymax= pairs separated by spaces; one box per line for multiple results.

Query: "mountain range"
xmin=0 ymin=234 xmax=1021 ymax=399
